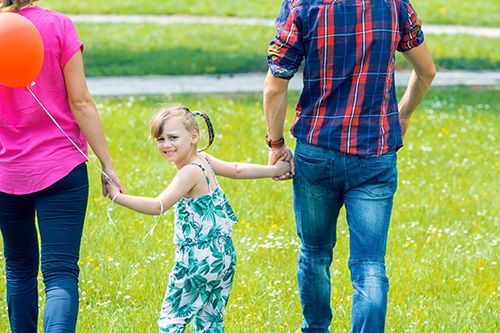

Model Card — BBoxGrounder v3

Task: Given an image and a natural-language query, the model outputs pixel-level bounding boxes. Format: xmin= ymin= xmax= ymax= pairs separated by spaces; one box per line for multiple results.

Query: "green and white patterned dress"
xmin=158 ymin=161 xmax=238 ymax=333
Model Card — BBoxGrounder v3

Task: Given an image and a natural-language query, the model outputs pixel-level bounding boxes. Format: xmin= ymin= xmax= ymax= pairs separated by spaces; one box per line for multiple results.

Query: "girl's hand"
xmin=268 ymin=144 xmax=294 ymax=180
xmin=274 ymin=155 xmax=292 ymax=178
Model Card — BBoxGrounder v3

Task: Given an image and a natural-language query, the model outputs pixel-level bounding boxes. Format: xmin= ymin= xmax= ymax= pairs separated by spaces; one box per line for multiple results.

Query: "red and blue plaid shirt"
xmin=268 ymin=0 xmax=424 ymax=156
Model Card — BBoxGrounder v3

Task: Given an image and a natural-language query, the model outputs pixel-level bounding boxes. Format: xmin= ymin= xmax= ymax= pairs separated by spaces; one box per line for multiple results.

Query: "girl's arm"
xmin=204 ymin=153 xmax=290 ymax=179
xmin=107 ymin=166 xmax=199 ymax=215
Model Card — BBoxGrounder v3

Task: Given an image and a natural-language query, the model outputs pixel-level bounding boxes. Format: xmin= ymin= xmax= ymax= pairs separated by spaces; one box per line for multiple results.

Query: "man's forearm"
xmin=398 ymin=69 xmax=435 ymax=120
xmin=399 ymin=43 xmax=436 ymax=120
xmin=263 ymin=71 xmax=290 ymax=140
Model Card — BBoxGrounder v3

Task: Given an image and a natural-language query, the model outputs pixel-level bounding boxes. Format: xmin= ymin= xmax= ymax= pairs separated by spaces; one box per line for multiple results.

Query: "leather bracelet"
xmin=265 ymin=134 xmax=285 ymax=148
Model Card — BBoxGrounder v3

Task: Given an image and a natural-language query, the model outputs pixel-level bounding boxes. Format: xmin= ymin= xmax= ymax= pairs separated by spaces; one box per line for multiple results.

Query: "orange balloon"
xmin=0 ymin=12 xmax=44 ymax=88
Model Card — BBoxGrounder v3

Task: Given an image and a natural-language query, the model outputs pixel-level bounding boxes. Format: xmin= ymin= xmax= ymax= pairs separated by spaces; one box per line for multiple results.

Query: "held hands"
xmin=100 ymin=165 xmax=125 ymax=197
xmin=273 ymin=154 xmax=292 ymax=178
xmin=105 ymin=180 xmax=121 ymax=199
xmin=268 ymin=144 xmax=295 ymax=181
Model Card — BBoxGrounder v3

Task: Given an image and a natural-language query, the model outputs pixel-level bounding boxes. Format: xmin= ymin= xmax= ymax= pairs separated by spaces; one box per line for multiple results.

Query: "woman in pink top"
xmin=0 ymin=1 xmax=124 ymax=332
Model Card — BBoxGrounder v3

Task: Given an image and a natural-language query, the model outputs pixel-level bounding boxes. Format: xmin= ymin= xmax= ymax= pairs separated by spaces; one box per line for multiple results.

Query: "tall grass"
xmin=0 ymin=87 xmax=498 ymax=332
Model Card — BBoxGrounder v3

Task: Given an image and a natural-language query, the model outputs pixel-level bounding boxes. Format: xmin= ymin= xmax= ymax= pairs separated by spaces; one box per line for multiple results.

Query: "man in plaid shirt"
xmin=263 ymin=0 xmax=436 ymax=332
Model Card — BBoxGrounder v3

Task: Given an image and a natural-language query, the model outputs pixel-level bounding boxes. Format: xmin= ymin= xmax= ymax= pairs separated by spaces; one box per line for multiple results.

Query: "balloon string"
xmin=105 ymin=193 xmax=162 ymax=243
xmin=26 ymin=84 xmax=117 ymax=187
xmin=27 ymin=83 xmax=159 ymax=242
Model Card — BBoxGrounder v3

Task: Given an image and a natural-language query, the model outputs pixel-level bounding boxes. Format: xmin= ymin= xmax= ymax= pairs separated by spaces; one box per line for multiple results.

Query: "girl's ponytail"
xmin=193 ymin=111 xmax=214 ymax=152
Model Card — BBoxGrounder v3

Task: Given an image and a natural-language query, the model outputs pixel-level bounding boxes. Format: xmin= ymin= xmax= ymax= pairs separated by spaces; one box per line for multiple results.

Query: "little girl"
xmin=105 ymin=105 xmax=290 ymax=332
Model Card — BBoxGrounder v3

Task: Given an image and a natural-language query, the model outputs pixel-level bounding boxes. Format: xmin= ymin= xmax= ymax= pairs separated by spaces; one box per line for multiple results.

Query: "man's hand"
xmin=268 ymin=144 xmax=295 ymax=180
xmin=399 ymin=114 xmax=410 ymax=139
xmin=263 ymin=70 xmax=292 ymax=179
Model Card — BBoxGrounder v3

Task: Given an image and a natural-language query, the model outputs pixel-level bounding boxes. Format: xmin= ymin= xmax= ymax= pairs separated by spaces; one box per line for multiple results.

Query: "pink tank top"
xmin=0 ymin=6 xmax=88 ymax=194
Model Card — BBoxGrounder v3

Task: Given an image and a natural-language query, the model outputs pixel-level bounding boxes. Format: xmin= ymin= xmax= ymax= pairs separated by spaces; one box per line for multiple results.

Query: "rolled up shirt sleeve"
xmin=267 ymin=1 xmax=304 ymax=80
xmin=397 ymin=0 xmax=424 ymax=52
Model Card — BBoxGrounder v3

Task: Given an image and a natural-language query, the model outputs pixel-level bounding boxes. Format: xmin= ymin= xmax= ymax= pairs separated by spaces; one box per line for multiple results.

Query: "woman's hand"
xmin=101 ymin=166 xmax=125 ymax=197
xmin=105 ymin=180 xmax=121 ymax=199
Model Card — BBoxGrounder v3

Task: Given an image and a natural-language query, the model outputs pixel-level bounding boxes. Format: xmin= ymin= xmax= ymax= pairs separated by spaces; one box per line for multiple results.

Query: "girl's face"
xmin=155 ymin=117 xmax=199 ymax=168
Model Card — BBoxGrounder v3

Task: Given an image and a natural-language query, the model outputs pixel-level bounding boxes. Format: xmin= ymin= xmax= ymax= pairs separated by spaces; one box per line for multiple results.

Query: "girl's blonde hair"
xmin=0 ymin=0 xmax=34 ymax=12
xmin=150 ymin=105 xmax=215 ymax=152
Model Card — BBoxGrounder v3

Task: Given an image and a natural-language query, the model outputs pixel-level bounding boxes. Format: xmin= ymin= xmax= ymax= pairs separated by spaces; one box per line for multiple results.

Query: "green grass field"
xmin=0 ymin=87 xmax=498 ymax=332
xmin=76 ymin=22 xmax=500 ymax=77
xmin=43 ymin=0 xmax=500 ymax=27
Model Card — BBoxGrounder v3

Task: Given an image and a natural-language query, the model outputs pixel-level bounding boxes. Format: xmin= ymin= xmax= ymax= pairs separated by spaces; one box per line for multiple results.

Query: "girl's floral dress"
xmin=158 ymin=161 xmax=238 ymax=333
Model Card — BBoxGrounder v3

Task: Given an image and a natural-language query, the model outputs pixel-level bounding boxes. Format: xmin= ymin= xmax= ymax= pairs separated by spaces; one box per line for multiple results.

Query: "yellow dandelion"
xmin=476 ymin=258 xmax=485 ymax=271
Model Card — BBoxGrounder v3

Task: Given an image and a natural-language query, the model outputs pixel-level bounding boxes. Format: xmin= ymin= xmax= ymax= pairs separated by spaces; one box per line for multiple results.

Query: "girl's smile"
xmin=155 ymin=117 xmax=199 ymax=168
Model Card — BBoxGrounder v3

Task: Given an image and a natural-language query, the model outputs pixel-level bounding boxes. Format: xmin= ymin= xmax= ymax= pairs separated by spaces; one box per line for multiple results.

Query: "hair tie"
xmin=192 ymin=111 xmax=199 ymax=117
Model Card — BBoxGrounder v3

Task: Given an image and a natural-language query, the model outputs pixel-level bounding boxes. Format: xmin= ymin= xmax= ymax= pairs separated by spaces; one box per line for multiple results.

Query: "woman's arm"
xmin=204 ymin=153 xmax=290 ymax=179
xmin=63 ymin=50 xmax=124 ymax=195
xmin=107 ymin=166 xmax=199 ymax=215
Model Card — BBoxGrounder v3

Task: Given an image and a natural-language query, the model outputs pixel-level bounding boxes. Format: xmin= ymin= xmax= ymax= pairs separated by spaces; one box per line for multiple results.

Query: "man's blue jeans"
xmin=0 ymin=163 xmax=88 ymax=333
xmin=293 ymin=141 xmax=397 ymax=333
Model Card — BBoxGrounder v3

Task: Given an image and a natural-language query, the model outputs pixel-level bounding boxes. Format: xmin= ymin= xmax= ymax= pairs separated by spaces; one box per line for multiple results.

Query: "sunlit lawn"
xmin=76 ymin=23 xmax=500 ymax=77
xmin=0 ymin=87 xmax=498 ymax=332
xmin=43 ymin=0 xmax=499 ymax=27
